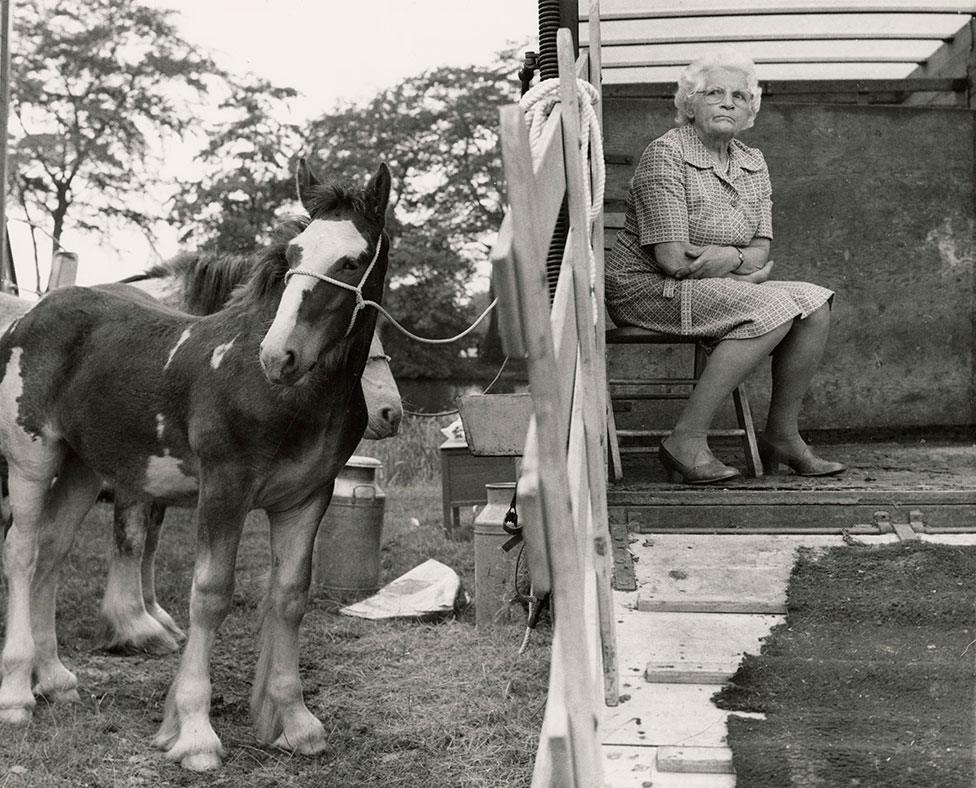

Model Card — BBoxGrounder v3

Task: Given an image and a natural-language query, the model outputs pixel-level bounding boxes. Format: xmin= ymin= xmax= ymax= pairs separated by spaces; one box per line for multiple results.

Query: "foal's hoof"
xmin=96 ymin=620 xmax=181 ymax=656
xmin=37 ymin=687 xmax=81 ymax=704
xmin=0 ymin=706 xmax=33 ymax=726
xmin=180 ymin=752 xmax=222 ymax=772
xmin=272 ymin=717 xmax=328 ymax=755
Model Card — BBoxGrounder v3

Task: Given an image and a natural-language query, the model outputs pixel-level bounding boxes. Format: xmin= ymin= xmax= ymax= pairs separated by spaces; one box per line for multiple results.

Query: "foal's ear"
xmin=295 ymin=158 xmax=321 ymax=213
xmin=366 ymin=163 xmax=392 ymax=225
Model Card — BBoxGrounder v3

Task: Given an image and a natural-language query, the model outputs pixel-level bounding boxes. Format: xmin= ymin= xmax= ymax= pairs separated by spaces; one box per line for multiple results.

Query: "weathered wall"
xmin=604 ymin=98 xmax=975 ymax=431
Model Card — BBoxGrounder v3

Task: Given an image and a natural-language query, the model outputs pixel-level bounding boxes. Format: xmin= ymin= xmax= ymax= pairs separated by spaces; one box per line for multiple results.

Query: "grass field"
xmin=0 ymin=419 xmax=550 ymax=787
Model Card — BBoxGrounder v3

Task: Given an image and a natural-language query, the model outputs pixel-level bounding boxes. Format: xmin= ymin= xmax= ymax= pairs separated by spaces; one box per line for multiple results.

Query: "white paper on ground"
xmin=339 ymin=558 xmax=468 ymax=620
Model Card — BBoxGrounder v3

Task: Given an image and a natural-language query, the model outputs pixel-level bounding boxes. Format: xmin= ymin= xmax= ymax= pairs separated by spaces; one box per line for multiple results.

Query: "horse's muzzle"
xmin=260 ymin=346 xmax=308 ymax=386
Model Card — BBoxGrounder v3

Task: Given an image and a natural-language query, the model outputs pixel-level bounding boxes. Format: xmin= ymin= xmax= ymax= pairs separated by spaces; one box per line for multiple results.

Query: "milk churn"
xmin=314 ymin=456 xmax=386 ymax=599
xmin=473 ymin=482 xmax=523 ymax=629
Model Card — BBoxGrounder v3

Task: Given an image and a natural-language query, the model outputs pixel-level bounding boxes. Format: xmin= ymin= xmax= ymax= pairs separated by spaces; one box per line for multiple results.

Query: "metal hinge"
xmin=873 ymin=510 xmax=924 ymax=541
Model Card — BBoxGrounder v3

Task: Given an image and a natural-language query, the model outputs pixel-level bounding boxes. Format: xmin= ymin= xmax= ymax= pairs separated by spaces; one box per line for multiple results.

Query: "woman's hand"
xmin=726 ymin=259 xmax=774 ymax=284
xmin=674 ymin=245 xmax=739 ymax=280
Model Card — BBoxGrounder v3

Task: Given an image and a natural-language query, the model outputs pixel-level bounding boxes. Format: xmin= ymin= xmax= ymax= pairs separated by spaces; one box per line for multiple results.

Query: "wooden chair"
xmin=605 ymin=326 xmax=763 ymax=481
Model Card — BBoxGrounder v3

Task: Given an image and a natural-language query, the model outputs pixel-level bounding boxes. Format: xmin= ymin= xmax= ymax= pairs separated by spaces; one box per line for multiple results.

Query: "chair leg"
xmin=606 ymin=390 xmax=624 ymax=482
xmin=732 ymin=384 xmax=763 ymax=478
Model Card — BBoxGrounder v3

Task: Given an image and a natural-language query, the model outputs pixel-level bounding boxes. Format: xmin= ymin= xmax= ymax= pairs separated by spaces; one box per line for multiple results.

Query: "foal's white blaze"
xmin=210 ymin=337 xmax=236 ymax=370
xmin=261 ymin=220 xmax=367 ymax=361
xmin=165 ymin=329 xmax=193 ymax=370
xmin=143 ymin=451 xmax=199 ymax=498
xmin=155 ymin=414 xmax=166 ymax=441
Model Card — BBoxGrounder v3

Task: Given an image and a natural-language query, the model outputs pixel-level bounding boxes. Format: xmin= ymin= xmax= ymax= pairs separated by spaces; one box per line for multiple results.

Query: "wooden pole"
xmin=0 ymin=0 xmax=12 ymax=294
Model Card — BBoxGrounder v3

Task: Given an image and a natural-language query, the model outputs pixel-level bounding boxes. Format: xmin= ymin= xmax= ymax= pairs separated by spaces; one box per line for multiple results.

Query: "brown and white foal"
xmin=0 ymin=161 xmax=391 ymax=771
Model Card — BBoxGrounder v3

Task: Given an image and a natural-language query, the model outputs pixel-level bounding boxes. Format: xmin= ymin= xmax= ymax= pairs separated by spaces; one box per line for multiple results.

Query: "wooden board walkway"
xmin=601 ymin=532 xmax=914 ymax=787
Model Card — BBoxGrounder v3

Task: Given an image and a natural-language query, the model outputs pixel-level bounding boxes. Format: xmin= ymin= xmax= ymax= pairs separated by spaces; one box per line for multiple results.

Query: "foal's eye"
xmin=342 ymin=258 xmax=360 ymax=271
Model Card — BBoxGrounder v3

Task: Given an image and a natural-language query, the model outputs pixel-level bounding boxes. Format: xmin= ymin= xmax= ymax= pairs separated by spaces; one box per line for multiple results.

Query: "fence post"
xmin=48 ymin=251 xmax=78 ymax=290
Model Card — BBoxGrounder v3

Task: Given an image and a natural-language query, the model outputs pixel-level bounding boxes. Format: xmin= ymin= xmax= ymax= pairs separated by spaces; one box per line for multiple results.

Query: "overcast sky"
xmin=12 ymin=0 xmax=537 ymax=291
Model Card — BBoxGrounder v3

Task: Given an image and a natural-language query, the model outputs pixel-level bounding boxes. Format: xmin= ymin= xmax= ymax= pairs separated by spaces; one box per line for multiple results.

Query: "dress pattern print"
xmin=605 ymin=123 xmax=832 ymax=339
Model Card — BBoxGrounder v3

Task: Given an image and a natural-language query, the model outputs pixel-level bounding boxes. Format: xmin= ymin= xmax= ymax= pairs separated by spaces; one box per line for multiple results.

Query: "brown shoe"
xmin=658 ymin=443 xmax=740 ymax=485
xmin=757 ymin=435 xmax=846 ymax=477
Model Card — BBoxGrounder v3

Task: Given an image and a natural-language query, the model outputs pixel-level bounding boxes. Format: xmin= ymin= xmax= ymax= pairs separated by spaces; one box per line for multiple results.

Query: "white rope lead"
xmin=365 ymin=297 xmax=497 ymax=345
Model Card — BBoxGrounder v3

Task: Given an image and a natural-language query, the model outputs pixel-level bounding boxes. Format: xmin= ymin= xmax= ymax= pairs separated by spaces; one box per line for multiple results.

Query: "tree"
xmin=169 ymin=76 xmax=303 ymax=253
xmin=303 ymin=51 xmax=522 ymax=372
xmin=8 ymin=0 xmax=218 ymax=278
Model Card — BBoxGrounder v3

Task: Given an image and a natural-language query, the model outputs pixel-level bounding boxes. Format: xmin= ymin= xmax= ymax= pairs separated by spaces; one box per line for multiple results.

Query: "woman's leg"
xmin=663 ymin=319 xmax=791 ymax=467
xmin=764 ymin=303 xmax=831 ymax=447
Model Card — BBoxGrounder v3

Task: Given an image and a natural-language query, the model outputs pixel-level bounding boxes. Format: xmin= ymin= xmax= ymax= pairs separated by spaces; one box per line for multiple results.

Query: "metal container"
xmin=314 ymin=456 xmax=385 ymax=598
xmin=473 ymin=481 xmax=522 ymax=629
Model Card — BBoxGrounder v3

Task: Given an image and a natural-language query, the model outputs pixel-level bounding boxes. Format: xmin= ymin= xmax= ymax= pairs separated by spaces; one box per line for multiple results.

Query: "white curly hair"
xmin=673 ymin=49 xmax=762 ymax=129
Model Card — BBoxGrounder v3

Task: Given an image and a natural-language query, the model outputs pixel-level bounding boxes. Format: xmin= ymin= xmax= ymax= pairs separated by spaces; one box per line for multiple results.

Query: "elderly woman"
xmin=605 ymin=49 xmax=844 ymax=484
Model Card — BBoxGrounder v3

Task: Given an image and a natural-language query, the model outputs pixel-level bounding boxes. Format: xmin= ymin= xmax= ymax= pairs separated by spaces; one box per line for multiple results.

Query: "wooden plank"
xmin=610 ymin=487 xmax=976 ymax=507
xmin=616 ymin=608 xmax=783 ymax=672
xmin=644 ymin=661 xmax=736 ymax=684
xmin=893 ymin=520 xmax=920 ymax=541
xmin=533 ymin=109 xmax=568 ymax=258
xmin=502 ymin=31 xmax=609 ymax=784
xmin=603 ymin=685 xmax=739 ymax=748
xmin=581 ymin=0 xmax=976 ymax=20
xmin=558 ymin=29 xmax=620 ymax=710
xmin=517 ymin=420 xmax=552 ymax=597
xmin=656 ymin=746 xmax=734 ymax=775
xmin=550 ymin=250 xmax=578 ymax=443
xmin=575 ymin=50 xmax=588 ymax=79
xmin=638 ymin=597 xmax=787 ymax=614
xmin=585 ymin=29 xmax=954 ymax=46
xmin=581 ymin=14 xmax=969 ymax=45
xmin=617 ymin=503 xmax=976 ymax=533
xmin=47 ymin=251 xmax=78 ymax=290
xmin=602 ymin=63 xmax=926 ymax=83
xmin=532 ymin=631 xmax=574 ymax=787
xmin=489 ymin=214 xmax=527 ymax=357
xmin=498 ymin=103 xmax=554 ymax=299
xmin=600 ymin=39 xmax=939 ymax=69
xmin=602 ymin=78 xmax=968 ymax=98
xmin=609 ymin=520 xmax=636 ymax=591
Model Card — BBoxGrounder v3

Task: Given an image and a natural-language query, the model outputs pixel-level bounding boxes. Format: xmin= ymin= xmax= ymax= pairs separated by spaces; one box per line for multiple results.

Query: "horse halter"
xmin=283 ymin=234 xmax=384 ymax=337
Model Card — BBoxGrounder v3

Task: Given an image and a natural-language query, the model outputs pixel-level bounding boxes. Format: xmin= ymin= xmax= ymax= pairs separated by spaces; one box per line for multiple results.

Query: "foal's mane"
xmin=134 ymin=253 xmax=255 ymax=315
xmin=301 ymin=183 xmax=371 ymax=221
xmin=125 ymin=183 xmax=377 ymax=314
xmin=225 ymin=216 xmax=309 ymax=309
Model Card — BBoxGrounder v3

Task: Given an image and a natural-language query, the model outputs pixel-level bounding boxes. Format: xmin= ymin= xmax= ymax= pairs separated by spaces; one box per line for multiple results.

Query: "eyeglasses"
xmin=692 ymin=87 xmax=753 ymax=107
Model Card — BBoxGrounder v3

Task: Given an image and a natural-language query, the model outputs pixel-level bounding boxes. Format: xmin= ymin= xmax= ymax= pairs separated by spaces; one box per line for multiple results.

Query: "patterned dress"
xmin=605 ymin=124 xmax=832 ymax=339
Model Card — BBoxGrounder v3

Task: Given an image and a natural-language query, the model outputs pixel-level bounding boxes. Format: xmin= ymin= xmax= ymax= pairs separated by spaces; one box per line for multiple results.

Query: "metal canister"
xmin=314 ymin=456 xmax=386 ymax=599
xmin=473 ymin=482 xmax=522 ymax=629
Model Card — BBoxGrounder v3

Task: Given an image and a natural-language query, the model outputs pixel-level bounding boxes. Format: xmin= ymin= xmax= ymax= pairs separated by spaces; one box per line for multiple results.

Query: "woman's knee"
xmin=795 ymin=303 xmax=831 ymax=335
xmin=765 ymin=318 xmax=793 ymax=344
